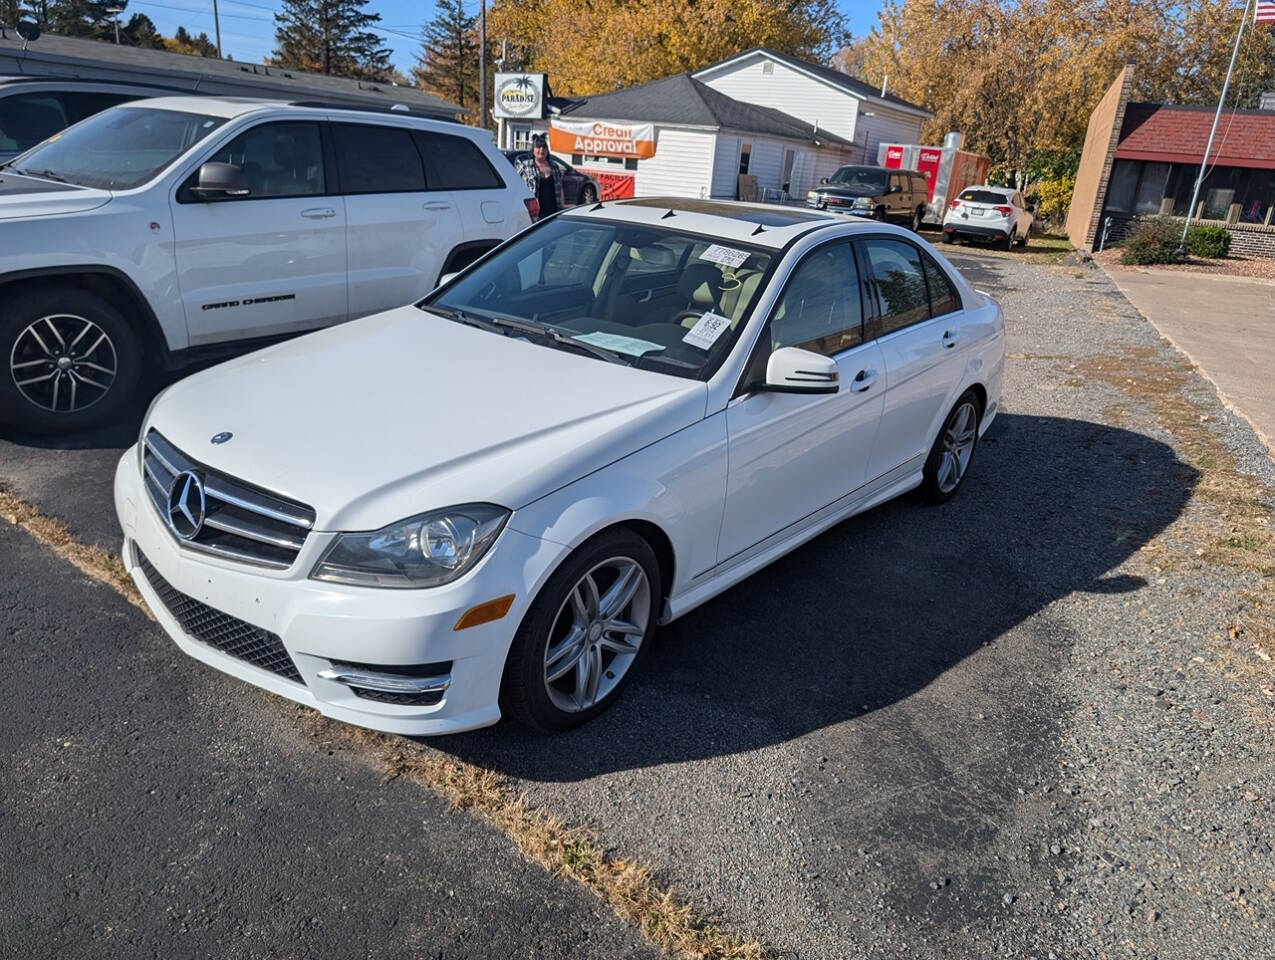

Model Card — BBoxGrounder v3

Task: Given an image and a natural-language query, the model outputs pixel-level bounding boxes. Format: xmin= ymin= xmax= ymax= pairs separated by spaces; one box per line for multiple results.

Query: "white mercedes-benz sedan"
xmin=113 ymin=198 xmax=1004 ymax=735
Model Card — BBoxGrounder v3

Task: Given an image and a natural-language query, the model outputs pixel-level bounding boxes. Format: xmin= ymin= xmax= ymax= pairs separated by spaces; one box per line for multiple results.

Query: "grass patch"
xmin=0 ymin=485 xmax=767 ymax=960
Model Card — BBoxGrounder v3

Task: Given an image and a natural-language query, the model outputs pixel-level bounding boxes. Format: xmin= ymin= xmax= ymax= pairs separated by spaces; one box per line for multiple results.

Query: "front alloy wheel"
xmin=0 ymin=287 xmax=141 ymax=435
xmin=502 ymin=528 xmax=660 ymax=731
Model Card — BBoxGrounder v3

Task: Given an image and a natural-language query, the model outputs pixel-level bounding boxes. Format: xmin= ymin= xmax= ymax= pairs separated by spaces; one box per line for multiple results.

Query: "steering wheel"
xmin=673 ymin=309 xmax=707 ymax=326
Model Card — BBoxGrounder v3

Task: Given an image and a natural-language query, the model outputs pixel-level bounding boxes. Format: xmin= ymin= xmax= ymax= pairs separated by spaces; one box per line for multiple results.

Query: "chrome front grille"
xmin=142 ymin=429 xmax=315 ymax=570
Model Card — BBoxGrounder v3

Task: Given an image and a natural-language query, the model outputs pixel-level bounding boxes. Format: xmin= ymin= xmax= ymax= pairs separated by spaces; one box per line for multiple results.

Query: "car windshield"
xmin=421 ymin=217 xmax=774 ymax=381
xmin=9 ymin=107 xmax=226 ymax=190
xmin=826 ymin=166 xmax=889 ymax=194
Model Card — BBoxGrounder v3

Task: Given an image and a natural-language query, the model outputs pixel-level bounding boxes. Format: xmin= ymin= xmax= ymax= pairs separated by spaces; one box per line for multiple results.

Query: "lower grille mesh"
xmin=134 ymin=547 xmax=303 ymax=684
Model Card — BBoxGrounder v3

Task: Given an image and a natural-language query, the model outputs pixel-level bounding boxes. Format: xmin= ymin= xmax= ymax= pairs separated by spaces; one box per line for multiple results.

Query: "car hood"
xmin=0 ymin=171 xmax=112 ymax=218
xmin=147 ymin=306 xmax=708 ymax=531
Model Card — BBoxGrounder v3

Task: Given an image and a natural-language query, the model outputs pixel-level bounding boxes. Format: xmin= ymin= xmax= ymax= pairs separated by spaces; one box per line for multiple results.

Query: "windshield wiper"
xmin=17 ymin=168 xmax=69 ymax=184
xmin=428 ymin=304 xmax=629 ymax=365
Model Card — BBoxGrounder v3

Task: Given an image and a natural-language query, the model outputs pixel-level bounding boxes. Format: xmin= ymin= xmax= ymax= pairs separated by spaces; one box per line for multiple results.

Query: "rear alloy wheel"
xmin=501 ymin=528 xmax=660 ymax=731
xmin=1 ymin=287 xmax=141 ymax=435
xmin=920 ymin=391 xmax=981 ymax=503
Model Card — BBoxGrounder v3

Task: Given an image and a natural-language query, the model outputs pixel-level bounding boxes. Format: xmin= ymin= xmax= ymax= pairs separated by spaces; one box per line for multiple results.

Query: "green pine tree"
xmin=121 ymin=11 xmax=165 ymax=48
xmin=168 ymin=24 xmax=219 ymax=57
xmin=413 ymin=0 xmax=478 ymax=110
xmin=272 ymin=0 xmax=392 ymax=80
xmin=37 ymin=0 xmax=119 ymax=41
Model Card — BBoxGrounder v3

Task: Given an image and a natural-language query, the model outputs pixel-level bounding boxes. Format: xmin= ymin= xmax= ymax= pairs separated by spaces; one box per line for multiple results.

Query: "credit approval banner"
xmin=548 ymin=118 xmax=656 ymax=159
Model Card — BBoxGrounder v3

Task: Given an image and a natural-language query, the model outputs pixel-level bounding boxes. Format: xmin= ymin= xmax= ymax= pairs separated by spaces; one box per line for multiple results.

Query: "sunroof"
xmin=621 ymin=197 xmax=831 ymax=227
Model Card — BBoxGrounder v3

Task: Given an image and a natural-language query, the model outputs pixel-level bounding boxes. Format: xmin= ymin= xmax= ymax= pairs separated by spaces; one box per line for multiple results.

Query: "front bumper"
xmin=114 ymin=449 xmax=560 ymax=735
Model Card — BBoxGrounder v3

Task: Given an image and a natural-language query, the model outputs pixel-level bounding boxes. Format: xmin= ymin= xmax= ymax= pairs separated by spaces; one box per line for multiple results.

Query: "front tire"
xmin=501 ymin=528 xmax=660 ymax=731
xmin=920 ymin=391 xmax=981 ymax=503
xmin=0 ymin=287 xmax=142 ymax=435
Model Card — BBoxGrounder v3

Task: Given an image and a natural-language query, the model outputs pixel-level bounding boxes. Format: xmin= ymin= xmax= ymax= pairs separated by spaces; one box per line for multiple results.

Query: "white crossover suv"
xmin=0 ymin=97 xmax=533 ymax=434
xmin=941 ymin=184 xmax=1034 ymax=249
xmin=114 ymin=198 xmax=1005 ymax=736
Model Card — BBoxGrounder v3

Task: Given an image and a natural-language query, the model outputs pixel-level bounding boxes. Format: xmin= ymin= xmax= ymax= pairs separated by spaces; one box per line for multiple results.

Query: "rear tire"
xmin=911 ymin=206 xmax=925 ymax=232
xmin=1017 ymin=229 xmax=1029 ymax=248
xmin=501 ymin=528 xmax=660 ymax=732
xmin=920 ymin=391 xmax=982 ymax=504
xmin=0 ymin=286 xmax=142 ymax=435
xmin=999 ymin=228 xmax=1015 ymax=251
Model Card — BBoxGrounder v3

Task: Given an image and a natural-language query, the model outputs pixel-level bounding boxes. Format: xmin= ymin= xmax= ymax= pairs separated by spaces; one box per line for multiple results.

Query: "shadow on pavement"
xmin=440 ymin=413 xmax=1196 ymax=779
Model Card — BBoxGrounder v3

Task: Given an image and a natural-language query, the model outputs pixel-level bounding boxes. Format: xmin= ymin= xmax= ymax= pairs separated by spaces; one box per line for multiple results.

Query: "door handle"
xmin=300 ymin=207 xmax=336 ymax=219
xmin=942 ymin=329 xmax=959 ymax=349
xmin=850 ymin=369 xmax=878 ymax=393
xmin=635 ymin=289 xmax=653 ymax=303
xmin=422 ymin=201 xmax=452 ymax=211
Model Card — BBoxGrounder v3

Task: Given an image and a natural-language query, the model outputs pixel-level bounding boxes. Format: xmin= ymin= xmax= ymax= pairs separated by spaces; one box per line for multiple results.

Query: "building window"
xmin=1238 ymin=170 xmax=1275 ymax=224
xmin=1133 ymin=163 xmax=1170 ymax=215
xmin=510 ymin=124 xmax=534 ymax=149
xmin=739 ymin=143 xmax=752 ymax=176
xmin=1105 ymin=160 xmax=1140 ymax=214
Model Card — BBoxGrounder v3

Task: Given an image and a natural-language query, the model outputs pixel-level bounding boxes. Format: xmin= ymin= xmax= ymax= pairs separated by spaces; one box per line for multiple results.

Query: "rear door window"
xmin=862 ymin=238 xmax=930 ymax=335
xmin=414 ymin=131 xmax=504 ymax=190
xmin=333 ymin=123 xmax=426 ymax=194
xmin=921 ymin=252 xmax=961 ymax=317
xmin=0 ymin=93 xmax=69 ymax=154
xmin=959 ymin=189 xmax=1009 ymax=205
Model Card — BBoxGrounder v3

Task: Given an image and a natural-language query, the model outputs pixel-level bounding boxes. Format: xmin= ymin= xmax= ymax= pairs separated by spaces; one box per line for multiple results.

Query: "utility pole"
xmin=1179 ymin=0 xmax=1253 ymax=253
xmin=479 ymin=0 xmax=487 ymax=129
xmin=107 ymin=6 xmax=121 ymax=43
xmin=212 ymin=0 xmax=222 ymax=57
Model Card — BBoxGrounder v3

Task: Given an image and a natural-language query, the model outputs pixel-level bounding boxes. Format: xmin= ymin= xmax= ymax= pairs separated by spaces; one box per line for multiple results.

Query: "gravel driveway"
xmin=2 ymin=248 xmax=1272 ymax=958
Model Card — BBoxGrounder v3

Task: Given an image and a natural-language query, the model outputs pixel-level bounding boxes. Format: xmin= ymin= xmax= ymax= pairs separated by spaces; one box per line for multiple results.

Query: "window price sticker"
xmin=698 ymin=244 xmax=750 ymax=268
xmin=682 ymin=311 xmax=732 ymax=350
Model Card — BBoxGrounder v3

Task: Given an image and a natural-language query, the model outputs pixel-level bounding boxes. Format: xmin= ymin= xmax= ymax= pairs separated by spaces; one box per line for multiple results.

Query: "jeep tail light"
xmin=994 ymin=205 xmax=1013 ymax=216
xmin=523 ymin=197 xmax=540 ymax=220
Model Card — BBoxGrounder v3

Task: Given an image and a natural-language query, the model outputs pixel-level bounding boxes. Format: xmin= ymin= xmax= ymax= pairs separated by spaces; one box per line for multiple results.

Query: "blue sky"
xmin=127 ymin=0 xmax=884 ymax=75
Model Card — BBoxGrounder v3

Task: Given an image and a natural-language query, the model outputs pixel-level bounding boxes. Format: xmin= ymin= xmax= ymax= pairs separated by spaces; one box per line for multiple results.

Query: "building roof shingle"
xmin=556 ymin=73 xmax=857 ymax=147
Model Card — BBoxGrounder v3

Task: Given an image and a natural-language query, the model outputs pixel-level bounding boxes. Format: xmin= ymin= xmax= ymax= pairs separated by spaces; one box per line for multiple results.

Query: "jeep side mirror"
xmin=190 ymin=162 xmax=249 ymax=200
xmin=819 ymin=177 xmax=829 ymax=185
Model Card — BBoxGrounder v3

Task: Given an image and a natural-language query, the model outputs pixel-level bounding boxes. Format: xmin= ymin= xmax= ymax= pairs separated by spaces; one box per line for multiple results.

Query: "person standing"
xmin=516 ymin=134 xmax=565 ymax=220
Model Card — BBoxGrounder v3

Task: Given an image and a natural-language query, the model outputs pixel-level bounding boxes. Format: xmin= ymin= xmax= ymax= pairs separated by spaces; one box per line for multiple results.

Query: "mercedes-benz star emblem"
xmin=211 ymin=431 xmax=232 ymax=445
xmin=166 ymin=471 xmax=206 ymax=541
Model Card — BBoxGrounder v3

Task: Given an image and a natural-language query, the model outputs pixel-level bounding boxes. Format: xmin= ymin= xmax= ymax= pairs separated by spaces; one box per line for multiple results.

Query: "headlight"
xmin=807 ymin=191 xmax=818 ymax=202
xmin=310 ymin=503 xmax=509 ymax=589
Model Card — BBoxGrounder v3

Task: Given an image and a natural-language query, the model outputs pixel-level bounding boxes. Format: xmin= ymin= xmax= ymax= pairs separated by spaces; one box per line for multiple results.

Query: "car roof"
xmin=123 ymin=96 xmax=472 ymax=130
xmin=560 ymin=197 xmax=858 ymax=249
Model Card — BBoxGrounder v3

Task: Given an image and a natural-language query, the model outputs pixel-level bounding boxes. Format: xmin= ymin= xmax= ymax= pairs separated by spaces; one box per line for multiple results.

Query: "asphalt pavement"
xmin=0 ymin=520 xmax=657 ymax=959
xmin=3 ymin=244 xmax=1274 ymax=958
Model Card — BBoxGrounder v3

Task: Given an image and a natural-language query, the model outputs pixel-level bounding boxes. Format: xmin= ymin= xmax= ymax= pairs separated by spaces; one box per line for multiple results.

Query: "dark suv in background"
xmin=502 ymin=150 xmax=601 ymax=206
xmin=806 ymin=164 xmax=928 ymax=231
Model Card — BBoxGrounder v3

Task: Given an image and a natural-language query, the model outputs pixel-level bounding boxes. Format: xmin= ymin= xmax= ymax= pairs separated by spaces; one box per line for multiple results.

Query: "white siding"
xmin=859 ymin=105 xmax=925 ymax=165
xmin=711 ymin=134 xmax=741 ymax=197
xmin=697 ymin=54 xmax=860 ymax=145
xmin=631 ymin=127 xmax=716 ymax=197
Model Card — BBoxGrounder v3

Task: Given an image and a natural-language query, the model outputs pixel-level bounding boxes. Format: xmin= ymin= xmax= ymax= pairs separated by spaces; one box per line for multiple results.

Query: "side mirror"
xmin=889 ymin=184 xmax=902 ymax=194
xmin=764 ymin=347 xmax=838 ymax=394
xmin=819 ymin=177 xmax=829 ymax=185
xmin=190 ymin=162 xmax=249 ymax=200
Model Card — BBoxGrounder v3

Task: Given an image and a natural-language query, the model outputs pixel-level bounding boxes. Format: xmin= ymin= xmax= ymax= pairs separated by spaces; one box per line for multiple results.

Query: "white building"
xmin=516 ymin=46 xmax=931 ymax=202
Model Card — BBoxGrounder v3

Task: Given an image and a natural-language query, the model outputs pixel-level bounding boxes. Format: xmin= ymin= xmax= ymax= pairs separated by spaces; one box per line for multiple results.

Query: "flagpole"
xmin=1179 ymin=0 xmax=1253 ymax=253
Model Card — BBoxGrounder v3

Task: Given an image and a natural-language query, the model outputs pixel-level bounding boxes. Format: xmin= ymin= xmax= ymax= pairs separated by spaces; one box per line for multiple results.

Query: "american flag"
xmin=1257 ymin=0 xmax=1275 ymax=24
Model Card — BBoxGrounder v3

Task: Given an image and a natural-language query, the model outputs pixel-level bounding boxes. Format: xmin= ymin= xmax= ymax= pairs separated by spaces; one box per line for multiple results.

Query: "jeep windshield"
xmin=421 ymin=217 xmax=773 ymax=381
xmin=824 ymin=166 xmax=889 ymax=196
xmin=9 ymin=107 xmax=227 ymax=191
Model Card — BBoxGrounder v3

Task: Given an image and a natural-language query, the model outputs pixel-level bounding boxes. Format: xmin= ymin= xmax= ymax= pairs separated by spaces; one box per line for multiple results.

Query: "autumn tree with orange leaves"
xmin=487 ymin=0 xmax=847 ymax=96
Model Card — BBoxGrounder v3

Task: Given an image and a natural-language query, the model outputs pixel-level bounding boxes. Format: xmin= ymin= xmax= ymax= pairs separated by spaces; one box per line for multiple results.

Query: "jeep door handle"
xmin=422 ymin=201 xmax=452 ymax=211
xmin=300 ymin=207 xmax=336 ymax=219
xmin=849 ymin=369 xmax=878 ymax=392
xmin=942 ymin=329 xmax=959 ymax=349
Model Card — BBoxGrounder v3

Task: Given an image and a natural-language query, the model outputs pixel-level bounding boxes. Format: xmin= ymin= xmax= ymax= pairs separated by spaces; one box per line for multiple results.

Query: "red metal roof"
xmin=1115 ymin=103 xmax=1275 ymax=170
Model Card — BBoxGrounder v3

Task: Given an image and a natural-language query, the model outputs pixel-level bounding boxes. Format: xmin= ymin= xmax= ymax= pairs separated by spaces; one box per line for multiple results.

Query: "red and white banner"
xmin=1257 ymin=0 xmax=1275 ymax=23
xmin=882 ymin=145 xmax=905 ymax=168
xmin=917 ymin=147 xmax=942 ymax=201
xmin=548 ymin=119 xmax=656 ymax=159
xmin=593 ymin=172 xmax=635 ymax=200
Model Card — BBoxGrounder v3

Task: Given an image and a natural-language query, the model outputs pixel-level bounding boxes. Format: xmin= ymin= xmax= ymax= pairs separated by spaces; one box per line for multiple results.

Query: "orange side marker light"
xmin=453 ymin=594 xmax=516 ymax=631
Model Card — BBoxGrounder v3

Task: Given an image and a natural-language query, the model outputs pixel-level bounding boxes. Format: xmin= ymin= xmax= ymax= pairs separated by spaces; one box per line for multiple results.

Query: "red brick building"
xmin=1067 ymin=68 xmax=1275 ymax=257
